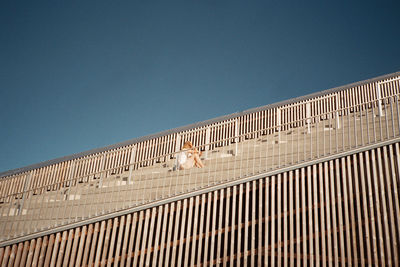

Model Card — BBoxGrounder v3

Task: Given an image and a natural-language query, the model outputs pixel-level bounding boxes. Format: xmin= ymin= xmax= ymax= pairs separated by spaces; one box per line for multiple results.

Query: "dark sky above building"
xmin=1 ymin=0 xmax=399 ymax=172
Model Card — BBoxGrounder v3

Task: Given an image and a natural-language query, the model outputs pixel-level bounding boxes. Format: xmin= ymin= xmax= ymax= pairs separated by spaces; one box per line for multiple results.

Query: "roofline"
xmin=1 ymin=70 xmax=399 ymax=178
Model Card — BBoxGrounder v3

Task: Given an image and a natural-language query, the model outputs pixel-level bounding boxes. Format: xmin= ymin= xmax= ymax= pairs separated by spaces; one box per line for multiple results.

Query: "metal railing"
xmin=1 ymin=94 xmax=400 ymax=241
xmin=2 ymin=74 xmax=399 ymax=192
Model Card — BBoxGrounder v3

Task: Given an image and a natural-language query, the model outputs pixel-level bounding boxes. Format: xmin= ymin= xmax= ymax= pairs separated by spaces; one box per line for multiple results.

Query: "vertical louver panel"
xmin=1 ymin=142 xmax=399 ymax=266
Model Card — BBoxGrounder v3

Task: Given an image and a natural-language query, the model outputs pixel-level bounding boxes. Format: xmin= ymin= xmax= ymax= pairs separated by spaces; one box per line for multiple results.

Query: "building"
xmin=0 ymin=72 xmax=399 ymax=266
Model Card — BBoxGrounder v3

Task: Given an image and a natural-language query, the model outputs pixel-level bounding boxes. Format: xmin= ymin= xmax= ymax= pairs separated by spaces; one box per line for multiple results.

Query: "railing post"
xmin=205 ymin=127 xmax=211 ymax=159
xmin=306 ymin=103 xmax=311 ymax=134
xmin=98 ymin=154 xmax=106 ymax=188
xmin=396 ymin=95 xmax=400 ymax=132
xmin=128 ymin=145 xmax=137 ymax=184
xmin=234 ymin=119 xmax=238 ymax=156
xmin=64 ymin=161 xmax=76 ymax=197
xmin=175 ymin=134 xmax=181 ymax=154
xmin=277 ymin=108 xmax=282 ymax=132
xmin=277 ymin=108 xmax=282 ymax=145
xmin=377 ymin=82 xmax=383 ymax=117
xmin=61 ymin=161 xmax=76 ymax=223
xmin=174 ymin=134 xmax=182 ymax=170
xmin=17 ymin=171 xmax=33 ymax=215
xmin=335 ymin=93 xmax=341 ymax=129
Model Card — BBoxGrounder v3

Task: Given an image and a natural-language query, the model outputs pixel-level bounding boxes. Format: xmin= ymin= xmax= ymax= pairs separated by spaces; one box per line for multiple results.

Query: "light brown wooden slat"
xmin=26 ymin=240 xmax=37 ymax=267
xmin=318 ymin=163 xmax=326 ymax=267
xmin=244 ymin=183 xmax=249 ymax=266
xmin=376 ymin=148 xmax=393 ymax=265
xmin=223 ymin=188 xmax=231 ymax=267
xmin=60 ymin=161 xmax=68 ymax=185
xmin=8 ymin=174 xmax=20 ymax=198
xmin=294 ymin=169 xmax=300 ymax=267
xmin=151 ymin=206 xmax=163 ymax=267
xmin=94 ymin=220 xmax=107 ymax=267
xmin=340 ymin=157 xmax=352 ymax=264
xmin=289 ymin=171 xmax=295 ymax=267
xmin=163 ymin=203 xmax=175 ymax=266
xmin=328 ymin=161 xmax=339 ymax=265
xmin=55 ymin=230 xmax=68 ymax=267
xmin=8 ymin=243 xmax=23 ymax=266
xmin=37 ymin=166 xmax=47 ymax=192
xmin=270 ymin=175 xmax=276 ymax=267
xmin=203 ymin=193 xmax=212 ymax=266
xmin=50 ymin=232 xmax=61 ymax=267
xmin=176 ymin=199 xmax=187 ymax=266
xmin=251 ymin=181 xmax=256 ymax=267
xmin=236 ymin=184 xmax=244 ymax=267
xmin=363 ymin=151 xmax=379 ymax=265
xmin=139 ymin=209 xmax=152 ymax=267
xmin=382 ymin=146 xmax=399 ymax=266
xmin=43 ymin=234 xmax=55 ymax=267
xmin=312 ymin=165 xmax=319 ymax=265
xmin=7 ymin=245 xmax=16 ymax=267
xmin=106 ymin=218 xmax=119 ymax=267
xmin=333 ymin=160 xmax=344 ymax=266
xmin=37 ymin=235 xmax=48 ymax=267
xmin=87 ymin=222 xmax=100 ymax=267
xmin=113 ymin=216 xmax=125 ymax=267
xmin=116 ymin=150 xmax=122 ymax=174
xmin=120 ymin=214 xmax=131 ymax=267
xmin=68 ymin=227 xmax=81 ymax=267
xmin=1 ymin=246 xmax=9 ymax=267
xmin=323 ymin=162 xmax=332 ymax=267
xmin=13 ymin=243 xmax=23 ymax=267
xmin=345 ymin=156 xmax=358 ymax=266
xmin=125 ymin=213 xmax=137 ymax=267
xmin=390 ymin=144 xmax=400 ymax=260
xmin=370 ymin=150 xmax=386 ymax=265
xmin=277 ymin=173 xmax=282 ymax=267
xmin=283 ymin=172 xmax=288 ymax=267
xmin=2 ymin=245 xmax=11 ymax=267
xmin=188 ymin=196 xmax=199 ymax=267
xmin=301 ymin=168 xmax=307 ymax=267
xmin=77 ymin=226 xmax=88 ymax=267
xmin=306 ymin=166 xmax=314 ymax=267
xmin=357 ymin=153 xmax=372 ymax=265
xmin=156 ymin=204 xmax=168 ymax=267
xmin=170 ymin=200 xmax=182 ymax=266
xmin=97 ymin=221 xmax=110 ymax=266
xmin=351 ymin=154 xmax=366 ymax=266
xmin=230 ymin=186 xmax=237 ymax=267
xmin=143 ymin=141 xmax=149 ymax=166
xmin=62 ymin=230 xmax=74 ymax=267
xmin=183 ymin=198 xmax=194 ymax=267
xmin=258 ymin=180 xmax=263 ymax=267
xmin=217 ymin=190 xmax=225 ymax=266
xmin=132 ymin=210 xmax=145 ymax=266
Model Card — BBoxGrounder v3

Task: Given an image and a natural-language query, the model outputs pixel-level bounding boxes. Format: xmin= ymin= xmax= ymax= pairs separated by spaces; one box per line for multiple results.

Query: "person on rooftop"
xmin=177 ymin=141 xmax=205 ymax=170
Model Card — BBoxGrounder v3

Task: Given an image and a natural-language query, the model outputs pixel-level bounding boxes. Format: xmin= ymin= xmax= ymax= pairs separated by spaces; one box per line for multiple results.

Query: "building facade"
xmin=0 ymin=72 xmax=399 ymax=266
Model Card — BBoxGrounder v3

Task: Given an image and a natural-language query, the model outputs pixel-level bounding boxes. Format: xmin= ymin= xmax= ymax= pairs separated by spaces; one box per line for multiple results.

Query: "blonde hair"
xmin=182 ymin=141 xmax=193 ymax=149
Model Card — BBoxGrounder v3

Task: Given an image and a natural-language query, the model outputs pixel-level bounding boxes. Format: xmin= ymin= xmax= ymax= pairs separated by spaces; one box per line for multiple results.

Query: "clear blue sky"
xmin=1 ymin=0 xmax=399 ymax=173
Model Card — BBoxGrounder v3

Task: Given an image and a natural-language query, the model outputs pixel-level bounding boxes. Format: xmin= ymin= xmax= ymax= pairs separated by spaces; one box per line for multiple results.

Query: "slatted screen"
xmin=1 ymin=74 xmax=400 ymax=203
xmin=1 ymin=141 xmax=399 ymax=266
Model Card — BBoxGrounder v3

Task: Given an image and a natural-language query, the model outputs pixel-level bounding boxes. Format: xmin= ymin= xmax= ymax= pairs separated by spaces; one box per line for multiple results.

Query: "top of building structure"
xmin=1 ymin=70 xmax=400 ymax=178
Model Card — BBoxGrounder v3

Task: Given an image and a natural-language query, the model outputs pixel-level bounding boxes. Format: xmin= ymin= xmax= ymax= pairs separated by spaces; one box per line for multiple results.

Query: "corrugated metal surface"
xmin=1 ymin=142 xmax=399 ymax=266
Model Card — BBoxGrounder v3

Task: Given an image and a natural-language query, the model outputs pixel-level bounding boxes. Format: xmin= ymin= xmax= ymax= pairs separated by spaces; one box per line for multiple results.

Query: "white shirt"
xmin=177 ymin=151 xmax=188 ymax=165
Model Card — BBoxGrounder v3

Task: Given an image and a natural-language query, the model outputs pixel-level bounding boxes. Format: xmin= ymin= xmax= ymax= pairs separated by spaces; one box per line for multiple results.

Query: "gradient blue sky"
xmin=1 ymin=0 xmax=399 ymax=172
